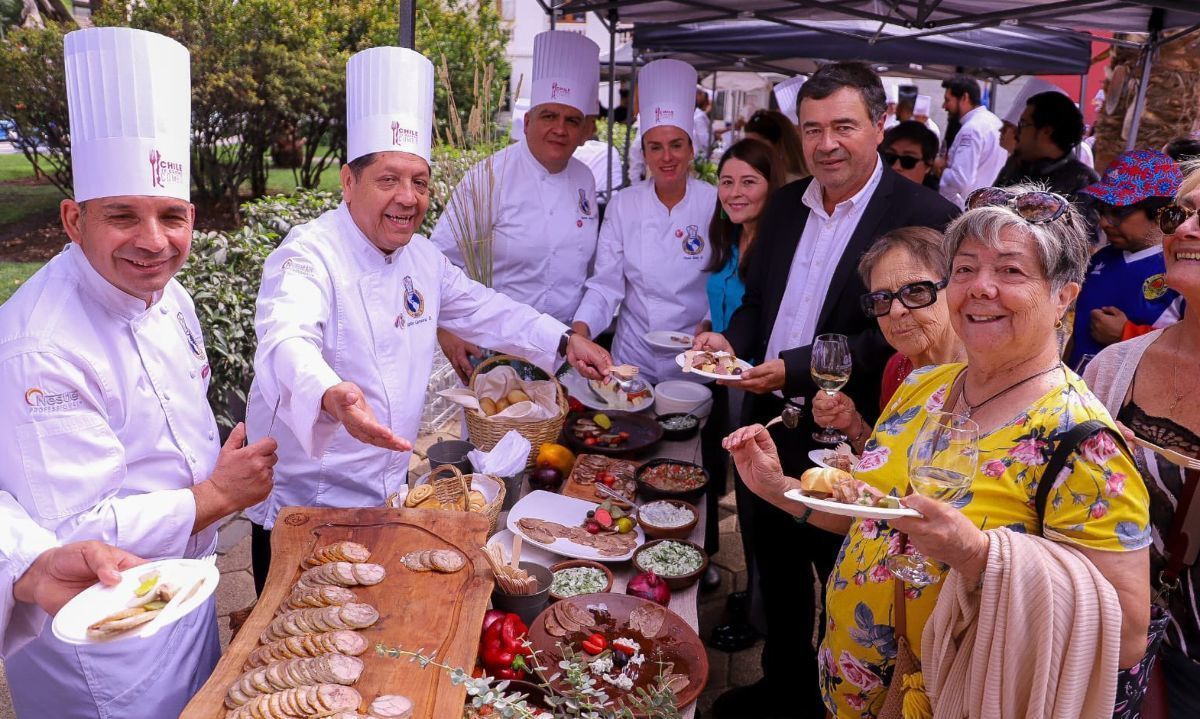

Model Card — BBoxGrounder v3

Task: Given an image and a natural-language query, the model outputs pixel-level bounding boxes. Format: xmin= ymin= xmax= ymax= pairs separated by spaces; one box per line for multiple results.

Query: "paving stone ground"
xmin=0 ymin=462 xmax=763 ymax=718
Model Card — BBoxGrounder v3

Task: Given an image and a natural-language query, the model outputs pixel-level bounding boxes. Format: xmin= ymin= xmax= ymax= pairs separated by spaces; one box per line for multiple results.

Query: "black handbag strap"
xmin=1035 ymin=419 xmax=1118 ymax=525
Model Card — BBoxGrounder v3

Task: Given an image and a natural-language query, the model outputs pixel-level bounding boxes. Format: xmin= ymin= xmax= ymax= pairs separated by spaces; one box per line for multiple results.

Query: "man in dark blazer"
xmin=702 ymin=62 xmax=959 ymax=717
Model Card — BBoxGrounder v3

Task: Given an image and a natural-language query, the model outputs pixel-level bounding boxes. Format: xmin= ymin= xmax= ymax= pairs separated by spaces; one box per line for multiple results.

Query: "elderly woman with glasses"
xmin=811 ymin=227 xmax=963 ymax=454
xmin=726 ymin=185 xmax=1154 ymax=718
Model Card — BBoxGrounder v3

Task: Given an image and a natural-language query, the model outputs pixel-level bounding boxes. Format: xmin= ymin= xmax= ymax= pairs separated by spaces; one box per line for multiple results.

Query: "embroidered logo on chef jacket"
xmin=177 ymin=312 xmax=207 ymax=360
xmin=403 ymin=276 xmax=426 ymax=318
xmin=282 ymin=257 xmax=316 ymax=278
xmin=578 ymin=189 xmax=593 ymax=217
xmin=24 ymin=387 xmax=81 ymax=413
xmin=681 ymin=225 xmax=705 ymax=257
xmin=1144 ymin=273 xmax=1169 ymax=300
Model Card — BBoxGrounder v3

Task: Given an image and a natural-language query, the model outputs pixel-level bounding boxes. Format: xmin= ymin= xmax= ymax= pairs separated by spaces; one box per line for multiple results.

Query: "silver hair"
xmin=942 ymin=183 xmax=1090 ymax=289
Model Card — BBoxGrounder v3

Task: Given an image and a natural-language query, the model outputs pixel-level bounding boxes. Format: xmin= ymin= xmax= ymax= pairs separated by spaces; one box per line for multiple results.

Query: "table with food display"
xmin=154 ymin=349 xmax=735 ymax=719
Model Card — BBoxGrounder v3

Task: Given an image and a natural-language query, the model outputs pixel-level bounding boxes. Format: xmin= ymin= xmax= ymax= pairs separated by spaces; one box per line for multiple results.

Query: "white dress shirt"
xmin=430 ymin=140 xmax=599 ymax=324
xmin=0 ymin=244 xmax=220 ymax=719
xmin=764 ymin=158 xmax=885 ymax=393
xmin=938 ymin=105 xmax=1008 ymax=208
xmin=248 ymin=204 xmax=566 ymax=529
xmin=574 ymin=177 xmax=718 ymax=384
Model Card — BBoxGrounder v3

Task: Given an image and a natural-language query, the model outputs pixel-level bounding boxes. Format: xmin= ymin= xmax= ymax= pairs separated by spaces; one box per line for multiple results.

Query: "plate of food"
xmin=562 ymin=453 xmax=640 ymax=505
xmin=644 ymin=330 xmax=695 ymax=351
xmin=809 ymin=445 xmax=859 ymax=472
xmin=675 ymin=350 xmax=752 ymax=381
xmin=52 ymin=558 xmax=220 ymax=645
xmin=559 ymin=369 xmax=656 ymax=412
xmin=783 ymin=467 xmax=918 ymax=520
xmin=507 ymin=491 xmax=646 ymax=562
xmin=563 ymin=410 xmax=664 ymax=457
xmin=527 ymin=592 xmax=707 ymax=714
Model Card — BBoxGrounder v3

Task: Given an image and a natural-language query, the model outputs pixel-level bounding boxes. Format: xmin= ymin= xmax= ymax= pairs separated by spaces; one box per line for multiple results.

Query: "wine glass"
xmin=887 ymin=410 xmax=980 ymax=587
xmin=810 ymin=334 xmax=852 ymax=444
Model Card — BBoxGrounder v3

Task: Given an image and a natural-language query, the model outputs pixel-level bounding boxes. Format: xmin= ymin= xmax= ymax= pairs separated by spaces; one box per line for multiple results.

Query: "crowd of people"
xmin=2 ymin=21 xmax=1200 ymax=719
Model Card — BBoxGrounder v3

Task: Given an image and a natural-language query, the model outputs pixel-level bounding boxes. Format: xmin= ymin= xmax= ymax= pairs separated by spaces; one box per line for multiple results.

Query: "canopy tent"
xmin=625 ymin=19 xmax=1095 ymax=77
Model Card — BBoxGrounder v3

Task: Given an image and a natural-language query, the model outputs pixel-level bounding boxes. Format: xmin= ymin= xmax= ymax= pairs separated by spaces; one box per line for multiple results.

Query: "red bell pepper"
xmin=478 ymin=611 xmax=532 ymax=679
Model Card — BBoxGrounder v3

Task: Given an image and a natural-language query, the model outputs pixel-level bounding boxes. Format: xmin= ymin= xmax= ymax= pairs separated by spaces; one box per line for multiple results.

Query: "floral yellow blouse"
xmin=820 ymin=363 xmax=1151 ymax=718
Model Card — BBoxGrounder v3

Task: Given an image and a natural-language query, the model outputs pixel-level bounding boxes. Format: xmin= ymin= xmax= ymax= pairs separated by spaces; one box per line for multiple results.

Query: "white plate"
xmin=558 ymin=368 xmax=655 ymax=413
xmin=674 ymin=351 xmax=753 ymax=381
xmin=506 ymin=490 xmax=645 ymax=562
xmin=487 ymin=529 xmax=558 ymax=569
xmin=808 ymin=449 xmax=860 ymax=471
xmin=52 ymin=558 xmax=220 ymax=645
xmin=783 ymin=488 xmax=920 ymax=520
xmin=644 ymin=330 xmax=695 ymax=351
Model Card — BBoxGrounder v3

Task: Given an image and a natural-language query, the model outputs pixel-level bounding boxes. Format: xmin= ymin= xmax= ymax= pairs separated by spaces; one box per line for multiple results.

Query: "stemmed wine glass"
xmin=810 ymin=334 xmax=852 ymax=444
xmin=887 ymin=410 xmax=980 ymax=587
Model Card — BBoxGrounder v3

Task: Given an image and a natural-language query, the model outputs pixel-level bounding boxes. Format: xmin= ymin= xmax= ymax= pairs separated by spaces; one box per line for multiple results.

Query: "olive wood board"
xmin=179 ymin=506 xmax=492 ymax=719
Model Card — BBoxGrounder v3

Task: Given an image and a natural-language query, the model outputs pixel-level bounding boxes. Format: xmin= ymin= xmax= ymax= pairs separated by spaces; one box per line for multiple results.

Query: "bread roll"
xmin=506 ymin=389 xmax=530 ymax=405
xmin=479 ymin=397 xmax=497 ymax=416
xmin=799 ymin=466 xmax=853 ymax=496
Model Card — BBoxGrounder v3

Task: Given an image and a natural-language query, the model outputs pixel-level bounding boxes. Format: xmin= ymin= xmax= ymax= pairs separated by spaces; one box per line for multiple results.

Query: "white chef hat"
xmin=64 ymin=27 xmax=190 ymax=203
xmin=773 ymin=76 xmax=806 ymax=125
xmin=914 ymin=94 xmax=932 ymax=117
xmin=510 ymin=97 xmax=531 ymax=141
xmin=885 ymin=83 xmax=900 ymax=105
xmin=530 ymin=30 xmax=600 ymax=116
xmin=1002 ymin=78 xmax=1067 ymax=126
xmin=638 ymin=59 xmax=698 ymax=136
xmin=346 ymin=47 xmax=434 ymax=164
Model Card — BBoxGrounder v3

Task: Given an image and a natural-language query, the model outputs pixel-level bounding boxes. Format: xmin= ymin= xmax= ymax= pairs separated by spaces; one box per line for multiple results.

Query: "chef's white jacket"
xmin=939 ymin=105 xmax=1008 ymax=208
xmin=430 ymin=141 xmax=599 ymax=324
xmin=0 ymin=491 xmax=57 ymax=657
xmin=574 ymin=178 xmax=718 ymax=384
xmin=0 ymin=244 xmax=220 ymax=719
xmin=247 ymin=204 xmax=567 ymax=529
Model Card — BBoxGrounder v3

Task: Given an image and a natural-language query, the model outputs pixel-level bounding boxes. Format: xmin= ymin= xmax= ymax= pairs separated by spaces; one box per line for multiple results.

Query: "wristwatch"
xmin=557 ymin=328 xmax=576 ymax=357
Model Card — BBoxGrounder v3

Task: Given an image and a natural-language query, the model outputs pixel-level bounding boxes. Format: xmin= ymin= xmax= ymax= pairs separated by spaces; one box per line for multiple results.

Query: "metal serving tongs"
xmin=1129 ymin=435 xmax=1200 ymax=471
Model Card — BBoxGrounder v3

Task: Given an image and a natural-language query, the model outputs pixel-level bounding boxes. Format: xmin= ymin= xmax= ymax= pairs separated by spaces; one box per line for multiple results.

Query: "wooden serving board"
xmin=180 ymin=506 xmax=493 ymax=719
xmin=561 ymin=454 xmax=640 ymax=505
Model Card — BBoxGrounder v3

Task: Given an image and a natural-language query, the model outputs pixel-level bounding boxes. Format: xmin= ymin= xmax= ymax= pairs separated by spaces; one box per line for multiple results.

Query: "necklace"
xmin=960 ymin=363 xmax=1063 ymax=418
xmin=1170 ymin=328 xmax=1187 ymax=415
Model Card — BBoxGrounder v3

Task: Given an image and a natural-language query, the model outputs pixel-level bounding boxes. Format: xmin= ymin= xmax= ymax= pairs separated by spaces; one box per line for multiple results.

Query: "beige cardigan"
xmin=921 ymin=528 xmax=1121 ymax=719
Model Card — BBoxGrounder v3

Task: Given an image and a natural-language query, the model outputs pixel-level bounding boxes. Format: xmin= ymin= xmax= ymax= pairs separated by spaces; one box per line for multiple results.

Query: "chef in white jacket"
xmin=0 ymin=28 xmax=277 ymax=719
xmin=572 ymin=59 xmax=718 ymax=385
xmin=246 ymin=46 xmax=612 ymax=588
xmin=432 ymin=31 xmax=601 ymax=380
xmin=938 ymin=74 xmax=1007 ymax=207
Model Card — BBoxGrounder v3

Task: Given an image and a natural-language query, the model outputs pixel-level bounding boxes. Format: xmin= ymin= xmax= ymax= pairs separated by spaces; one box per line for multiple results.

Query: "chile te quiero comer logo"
xmin=390 ymin=121 xmax=419 ymax=148
xmin=550 ymin=81 xmax=571 ymax=100
xmin=148 ymin=149 xmax=184 ymax=189
xmin=25 ymin=387 xmax=81 ymax=412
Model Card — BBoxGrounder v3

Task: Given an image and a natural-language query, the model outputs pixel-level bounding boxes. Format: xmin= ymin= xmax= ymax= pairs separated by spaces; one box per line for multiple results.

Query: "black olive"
xmin=586 ymin=510 xmax=595 ymax=518
xmin=612 ymin=648 xmax=629 ymax=668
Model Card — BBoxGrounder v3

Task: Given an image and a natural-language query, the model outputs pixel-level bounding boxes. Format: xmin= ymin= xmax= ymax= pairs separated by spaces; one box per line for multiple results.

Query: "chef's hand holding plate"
xmin=566 ymin=333 xmax=611 ymax=381
xmin=322 ymin=381 xmax=412 ymax=452
xmin=15 ymin=541 xmax=146 ymax=616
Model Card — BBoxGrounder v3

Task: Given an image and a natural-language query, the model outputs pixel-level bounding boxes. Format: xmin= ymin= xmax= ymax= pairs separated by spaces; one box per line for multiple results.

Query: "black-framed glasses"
xmin=860 ymin=279 xmax=948 ymax=318
xmin=965 ymin=187 xmax=1070 ymax=224
xmin=881 ymin=151 xmax=921 ymax=170
xmin=1097 ymin=203 xmax=1144 ymax=224
xmin=1158 ymin=204 xmax=1197 ymax=234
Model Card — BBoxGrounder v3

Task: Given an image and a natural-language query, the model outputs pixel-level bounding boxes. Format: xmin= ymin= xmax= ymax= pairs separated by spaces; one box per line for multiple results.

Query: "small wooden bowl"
xmin=548 ymin=559 xmax=615 ymax=601
xmin=631 ymin=539 xmax=709 ymax=591
xmin=637 ymin=499 xmax=699 ymax=540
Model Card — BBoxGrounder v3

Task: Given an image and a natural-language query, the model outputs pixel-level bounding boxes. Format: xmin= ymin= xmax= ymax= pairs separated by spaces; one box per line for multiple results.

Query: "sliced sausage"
xmin=368 ymin=695 xmax=413 ymax=718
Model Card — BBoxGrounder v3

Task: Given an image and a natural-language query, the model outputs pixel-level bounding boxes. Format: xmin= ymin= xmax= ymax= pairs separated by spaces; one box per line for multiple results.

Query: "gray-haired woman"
xmin=811 ymin=227 xmax=963 ymax=454
xmin=726 ymin=185 xmax=1154 ymax=717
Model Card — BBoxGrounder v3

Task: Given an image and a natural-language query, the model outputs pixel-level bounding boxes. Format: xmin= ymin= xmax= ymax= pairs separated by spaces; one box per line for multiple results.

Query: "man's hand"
xmin=570 ymin=321 xmax=592 ymax=341
xmin=192 ymin=422 xmax=278 ymax=530
xmin=729 ymin=358 xmax=785 ymax=393
xmin=692 ymin=332 xmax=733 ymax=353
xmin=322 ymin=382 xmax=412 ymax=451
xmin=566 ymin=334 xmax=612 ymax=381
xmin=437 ymin=328 xmax=483 ymax=384
xmin=14 ymin=541 xmax=146 ymax=616
xmin=1090 ymin=306 xmax=1127 ymax=346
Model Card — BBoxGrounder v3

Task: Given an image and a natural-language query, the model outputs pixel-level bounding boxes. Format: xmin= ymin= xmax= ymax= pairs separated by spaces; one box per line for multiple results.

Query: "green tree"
xmin=0 ymin=23 xmax=71 ymax=196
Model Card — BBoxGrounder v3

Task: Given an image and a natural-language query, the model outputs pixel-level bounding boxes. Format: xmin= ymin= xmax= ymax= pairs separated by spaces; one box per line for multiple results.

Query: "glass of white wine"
xmin=887 ymin=410 xmax=980 ymax=587
xmin=810 ymin=333 xmax=852 ymax=444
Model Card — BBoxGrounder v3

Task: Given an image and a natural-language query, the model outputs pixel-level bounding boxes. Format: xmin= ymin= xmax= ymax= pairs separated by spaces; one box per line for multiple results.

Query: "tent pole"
xmin=625 ymin=48 xmax=638 ymax=180
xmin=606 ymin=9 xmax=617 ymax=199
xmin=398 ymin=0 xmax=415 ymax=48
xmin=1078 ymin=73 xmax=1088 ymax=116
xmin=1126 ymin=41 xmax=1157 ymax=151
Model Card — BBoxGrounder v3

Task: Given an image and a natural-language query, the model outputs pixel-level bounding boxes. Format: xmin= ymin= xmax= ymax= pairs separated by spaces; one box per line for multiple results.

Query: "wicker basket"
xmin=392 ymin=464 xmax=505 ymax=534
xmin=465 ymin=354 xmax=568 ymax=470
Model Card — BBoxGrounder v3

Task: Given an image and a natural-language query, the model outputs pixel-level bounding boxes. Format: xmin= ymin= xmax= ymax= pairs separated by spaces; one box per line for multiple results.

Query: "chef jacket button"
xmin=187 ymin=454 xmax=196 ymax=465
xmin=189 ymin=369 xmax=197 ymax=379
xmin=160 ymin=306 xmax=169 ymax=314
xmin=162 ymin=392 xmax=170 ymax=402
xmin=207 ymin=430 xmax=215 ymax=440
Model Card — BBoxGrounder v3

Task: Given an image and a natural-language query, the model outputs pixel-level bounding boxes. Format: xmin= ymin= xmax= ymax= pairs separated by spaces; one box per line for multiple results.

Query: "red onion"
xmin=626 ymin=571 xmax=671 ymax=606
xmin=482 ymin=609 xmax=507 ymax=634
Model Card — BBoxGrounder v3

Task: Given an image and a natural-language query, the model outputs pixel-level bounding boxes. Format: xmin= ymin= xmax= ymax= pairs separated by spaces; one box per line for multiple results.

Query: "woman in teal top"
xmin=703 ymin=139 xmax=782 ymax=332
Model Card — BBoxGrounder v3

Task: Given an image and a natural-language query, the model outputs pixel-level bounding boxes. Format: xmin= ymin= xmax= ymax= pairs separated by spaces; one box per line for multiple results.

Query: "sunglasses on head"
xmin=881 ymin=151 xmax=921 ymax=170
xmin=860 ymin=279 xmax=948 ymax=319
xmin=1158 ymin=204 xmax=1197 ymax=234
xmin=965 ymin=187 xmax=1070 ymax=224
